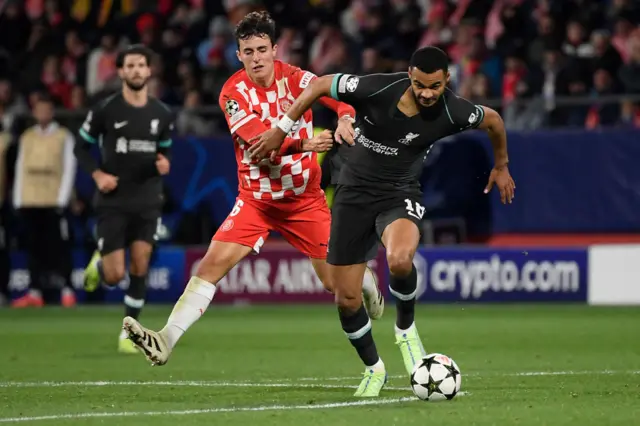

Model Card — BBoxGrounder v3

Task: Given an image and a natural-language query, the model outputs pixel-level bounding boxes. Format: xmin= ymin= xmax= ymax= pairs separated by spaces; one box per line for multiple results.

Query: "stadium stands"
xmin=0 ymin=0 xmax=639 ymax=135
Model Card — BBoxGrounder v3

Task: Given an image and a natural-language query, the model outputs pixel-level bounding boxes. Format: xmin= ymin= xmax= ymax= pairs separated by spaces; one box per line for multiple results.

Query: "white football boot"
xmin=122 ymin=316 xmax=171 ymax=366
xmin=362 ymin=266 xmax=384 ymax=320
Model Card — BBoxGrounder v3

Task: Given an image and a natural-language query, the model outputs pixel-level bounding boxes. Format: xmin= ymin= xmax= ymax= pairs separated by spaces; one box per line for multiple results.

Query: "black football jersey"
xmin=78 ymin=93 xmax=174 ymax=209
xmin=329 ymin=72 xmax=485 ymax=195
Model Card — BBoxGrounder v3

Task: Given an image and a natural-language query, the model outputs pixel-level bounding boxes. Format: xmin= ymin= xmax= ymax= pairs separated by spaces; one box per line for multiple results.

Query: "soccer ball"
xmin=410 ymin=353 xmax=462 ymax=401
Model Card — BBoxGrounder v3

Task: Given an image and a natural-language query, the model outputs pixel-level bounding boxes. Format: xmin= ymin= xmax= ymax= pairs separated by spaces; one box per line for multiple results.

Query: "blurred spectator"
xmin=11 ymin=94 xmax=76 ymax=308
xmin=591 ymin=30 xmax=623 ymax=77
xmin=620 ymin=99 xmax=640 ymax=127
xmin=459 ymin=72 xmax=493 ymax=104
xmin=0 ymin=79 xmax=28 ymax=134
xmin=585 ymin=69 xmax=621 ymax=129
xmin=177 ymin=89 xmax=214 ymax=136
xmin=0 ymin=0 xmax=32 ymax=57
xmin=562 ymin=21 xmax=594 ymax=59
xmin=86 ymin=33 xmax=119 ymax=96
xmin=309 ymin=22 xmax=346 ymax=75
xmin=611 ymin=15 xmax=636 ymax=62
xmin=61 ymin=30 xmax=89 ymax=88
xmin=453 ymin=35 xmax=502 ymax=95
xmin=618 ymin=34 xmax=640 ymax=93
xmin=418 ymin=1 xmax=453 ymax=48
xmin=528 ymin=14 xmax=559 ymax=65
xmin=41 ymin=55 xmax=73 ymax=108
xmin=197 ymin=16 xmax=235 ymax=70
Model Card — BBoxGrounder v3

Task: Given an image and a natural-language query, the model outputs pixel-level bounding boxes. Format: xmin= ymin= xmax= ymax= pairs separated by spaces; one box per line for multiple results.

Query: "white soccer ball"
xmin=410 ymin=353 xmax=462 ymax=401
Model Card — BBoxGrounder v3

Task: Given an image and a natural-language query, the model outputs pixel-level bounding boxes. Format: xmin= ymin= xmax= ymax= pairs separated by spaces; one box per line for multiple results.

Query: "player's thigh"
xmin=195 ymin=240 xmax=254 ymax=284
xmin=128 ymin=209 xmax=161 ymax=246
xmin=212 ymin=197 xmax=271 ymax=254
xmin=376 ymin=197 xmax=423 ymax=276
xmin=96 ymin=209 xmax=128 ymax=256
xmin=274 ymin=195 xmax=331 ymax=259
xmin=309 ymin=257 xmax=334 ymax=293
xmin=128 ymin=209 xmax=161 ymax=274
xmin=326 ymin=188 xmax=379 ymax=266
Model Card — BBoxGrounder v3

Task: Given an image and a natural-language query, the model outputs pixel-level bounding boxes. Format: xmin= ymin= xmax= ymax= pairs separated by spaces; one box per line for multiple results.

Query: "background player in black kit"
xmin=250 ymin=46 xmax=515 ymax=397
xmin=74 ymin=45 xmax=175 ymax=354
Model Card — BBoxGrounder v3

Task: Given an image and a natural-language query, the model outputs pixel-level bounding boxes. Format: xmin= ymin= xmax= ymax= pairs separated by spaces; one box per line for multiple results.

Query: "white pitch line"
xmin=1 ymin=370 xmax=637 ymax=389
xmin=0 ymin=381 xmax=409 ymax=392
xmin=299 ymin=369 xmax=640 ymax=381
xmin=0 ymin=397 xmax=417 ymax=423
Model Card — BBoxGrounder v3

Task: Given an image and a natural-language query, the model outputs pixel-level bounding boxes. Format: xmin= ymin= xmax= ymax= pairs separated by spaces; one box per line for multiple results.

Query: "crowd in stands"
xmin=1 ymin=0 xmax=640 ymax=136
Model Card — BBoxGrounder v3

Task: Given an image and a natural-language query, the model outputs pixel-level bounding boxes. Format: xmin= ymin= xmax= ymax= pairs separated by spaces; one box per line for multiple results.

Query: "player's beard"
xmin=411 ymin=89 xmax=440 ymax=110
xmin=123 ymin=77 xmax=148 ymax=92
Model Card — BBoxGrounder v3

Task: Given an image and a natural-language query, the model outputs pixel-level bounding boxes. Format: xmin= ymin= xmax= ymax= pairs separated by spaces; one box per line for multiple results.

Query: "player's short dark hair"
xmin=35 ymin=92 xmax=54 ymax=105
xmin=234 ymin=11 xmax=276 ymax=47
xmin=409 ymin=46 xmax=449 ymax=75
xmin=116 ymin=44 xmax=154 ymax=68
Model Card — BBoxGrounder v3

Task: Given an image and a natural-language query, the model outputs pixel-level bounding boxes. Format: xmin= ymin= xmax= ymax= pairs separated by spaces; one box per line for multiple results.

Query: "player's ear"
xmin=272 ymin=43 xmax=278 ymax=57
xmin=236 ymin=50 xmax=241 ymax=63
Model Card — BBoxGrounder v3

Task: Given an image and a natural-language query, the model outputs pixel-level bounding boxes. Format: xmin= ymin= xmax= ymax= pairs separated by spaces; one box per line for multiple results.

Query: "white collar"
xmin=33 ymin=121 xmax=59 ymax=135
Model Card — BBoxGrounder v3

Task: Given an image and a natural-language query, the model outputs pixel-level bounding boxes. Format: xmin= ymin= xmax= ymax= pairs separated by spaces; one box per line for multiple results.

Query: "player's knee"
xmin=103 ymin=265 xmax=126 ymax=285
xmin=334 ymin=288 xmax=362 ymax=313
xmin=386 ymin=249 xmax=414 ymax=277
xmin=320 ymin=277 xmax=334 ymax=294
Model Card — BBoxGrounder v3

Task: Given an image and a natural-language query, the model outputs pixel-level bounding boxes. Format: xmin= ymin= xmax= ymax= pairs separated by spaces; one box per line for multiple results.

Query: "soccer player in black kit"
xmin=74 ymin=45 xmax=175 ymax=354
xmin=250 ymin=47 xmax=516 ymax=397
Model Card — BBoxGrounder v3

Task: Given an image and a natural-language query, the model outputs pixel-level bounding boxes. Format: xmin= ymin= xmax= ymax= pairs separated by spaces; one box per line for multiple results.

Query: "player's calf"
xmin=387 ymin=246 xmax=420 ymax=330
xmin=389 ymin=262 xmax=426 ymax=375
xmin=337 ymin=300 xmax=387 ymax=397
xmin=333 ymin=264 xmax=386 ymax=396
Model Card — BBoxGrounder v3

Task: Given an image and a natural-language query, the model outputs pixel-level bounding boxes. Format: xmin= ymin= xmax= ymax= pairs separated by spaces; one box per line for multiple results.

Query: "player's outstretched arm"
xmin=317 ymin=96 xmax=356 ymax=145
xmin=248 ymin=75 xmax=335 ymax=159
xmin=477 ymin=106 xmax=515 ymax=204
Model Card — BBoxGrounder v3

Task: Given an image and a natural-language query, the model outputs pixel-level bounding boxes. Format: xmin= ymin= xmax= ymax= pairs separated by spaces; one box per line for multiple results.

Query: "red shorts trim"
xmin=212 ymin=194 xmax=331 ymax=258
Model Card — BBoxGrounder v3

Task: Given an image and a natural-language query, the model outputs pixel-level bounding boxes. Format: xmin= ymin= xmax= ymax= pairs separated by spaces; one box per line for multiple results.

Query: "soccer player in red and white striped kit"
xmin=123 ymin=11 xmax=384 ymax=366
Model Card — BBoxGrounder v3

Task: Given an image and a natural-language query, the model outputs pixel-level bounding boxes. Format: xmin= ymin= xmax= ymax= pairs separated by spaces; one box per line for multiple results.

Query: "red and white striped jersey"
xmin=219 ymin=61 xmax=323 ymax=202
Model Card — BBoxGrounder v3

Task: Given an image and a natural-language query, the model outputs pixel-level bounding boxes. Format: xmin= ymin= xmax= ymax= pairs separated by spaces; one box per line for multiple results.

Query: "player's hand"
xmin=302 ymin=129 xmax=334 ymax=153
xmin=92 ymin=170 xmax=118 ymax=193
xmin=248 ymin=128 xmax=286 ymax=160
xmin=156 ymin=154 xmax=170 ymax=175
xmin=484 ymin=165 xmax=515 ymax=204
xmin=335 ymin=115 xmax=356 ymax=146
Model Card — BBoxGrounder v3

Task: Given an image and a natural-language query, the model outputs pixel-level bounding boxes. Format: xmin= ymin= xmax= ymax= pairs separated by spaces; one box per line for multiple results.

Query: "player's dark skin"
xmin=250 ymin=67 xmax=515 ymax=313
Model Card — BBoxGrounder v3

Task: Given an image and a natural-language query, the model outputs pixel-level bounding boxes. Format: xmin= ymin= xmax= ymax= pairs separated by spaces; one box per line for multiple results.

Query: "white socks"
xmin=367 ymin=358 xmax=386 ymax=372
xmin=160 ymin=276 xmax=216 ymax=348
xmin=395 ymin=322 xmax=416 ymax=335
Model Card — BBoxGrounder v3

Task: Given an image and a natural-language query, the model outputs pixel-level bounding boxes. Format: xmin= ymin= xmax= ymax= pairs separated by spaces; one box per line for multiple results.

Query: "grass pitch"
xmin=0 ymin=304 xmax=638 ymax=425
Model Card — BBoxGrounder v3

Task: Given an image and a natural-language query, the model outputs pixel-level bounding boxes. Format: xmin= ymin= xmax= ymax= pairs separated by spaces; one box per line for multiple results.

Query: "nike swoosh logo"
xmin=114 ymin=121 xmax=127 ymax=129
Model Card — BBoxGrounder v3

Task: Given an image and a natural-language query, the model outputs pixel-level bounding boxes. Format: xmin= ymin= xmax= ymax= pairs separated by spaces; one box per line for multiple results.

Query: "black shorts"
xmin=327 ymin=185 xmax=425 ymax=266
xmin=95 ymin=208 xmax=161 ymax=255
